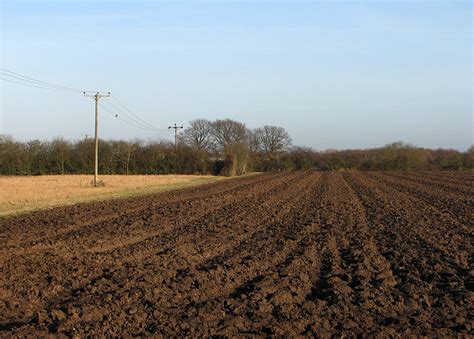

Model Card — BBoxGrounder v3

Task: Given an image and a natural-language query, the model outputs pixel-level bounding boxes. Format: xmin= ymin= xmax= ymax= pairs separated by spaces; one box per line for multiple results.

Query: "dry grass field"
xmin=0 ymin=175 xmax=222 ymax=217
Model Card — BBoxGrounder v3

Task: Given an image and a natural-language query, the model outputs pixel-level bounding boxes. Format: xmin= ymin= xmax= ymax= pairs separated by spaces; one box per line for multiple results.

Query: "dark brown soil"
xmin=0 ymin=172 xmax=472 ymax=336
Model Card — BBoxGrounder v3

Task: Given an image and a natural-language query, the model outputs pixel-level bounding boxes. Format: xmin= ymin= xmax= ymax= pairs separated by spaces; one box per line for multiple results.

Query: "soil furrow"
xmin=343 ymin=172 xmax=471 ymax=336
xmin=0 ymin=173 xmax=286 ymax=249
xmin=0 ymin=173 xmax=310 ymax=321
xmin=0 ymin=171 xmax=471 ymax=336
xmin=383 ymin=171 xmax=473 ymax=196
xmin=368 ymin=171 xmax=473 ymax=227
xmin=405 ymin=171 xmax=473 ymax=188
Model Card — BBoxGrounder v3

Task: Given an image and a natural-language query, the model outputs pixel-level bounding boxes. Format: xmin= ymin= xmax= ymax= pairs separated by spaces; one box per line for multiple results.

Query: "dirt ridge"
xmin=0 ymin=171 xmax=472 ymax=336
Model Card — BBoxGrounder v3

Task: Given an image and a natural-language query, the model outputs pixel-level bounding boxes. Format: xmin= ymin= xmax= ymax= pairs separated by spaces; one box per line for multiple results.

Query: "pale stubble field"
xmin=0 ymin=175 xmax=222 ymax=216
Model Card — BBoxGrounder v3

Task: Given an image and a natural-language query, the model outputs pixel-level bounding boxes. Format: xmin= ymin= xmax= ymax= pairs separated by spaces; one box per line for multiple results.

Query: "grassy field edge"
xmin=1 ymin=176 xmax=220 ymax=218
xmin=0 ymin=173 xmax=262 ymax=218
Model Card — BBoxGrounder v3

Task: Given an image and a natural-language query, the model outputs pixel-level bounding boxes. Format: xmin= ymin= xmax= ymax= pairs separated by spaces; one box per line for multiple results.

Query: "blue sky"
xmin=0 ymin=0 xmax=472 ymax=150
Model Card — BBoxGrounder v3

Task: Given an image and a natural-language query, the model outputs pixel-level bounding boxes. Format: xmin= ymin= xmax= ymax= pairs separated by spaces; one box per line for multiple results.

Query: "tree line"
xmin=0 ymin=118 xmax=472 ymax=176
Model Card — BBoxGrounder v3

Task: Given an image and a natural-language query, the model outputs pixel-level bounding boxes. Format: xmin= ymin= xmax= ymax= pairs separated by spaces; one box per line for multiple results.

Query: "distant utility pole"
xmin=84 ymin=91 xmax=110 ymax=187
xmin=168 ymin=123 xmax=183 ymax=148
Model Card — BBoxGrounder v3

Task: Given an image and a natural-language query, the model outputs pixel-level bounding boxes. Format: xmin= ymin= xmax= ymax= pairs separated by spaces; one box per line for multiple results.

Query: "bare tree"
xmin=252 ymin=125 xmax=292 ymax=154
xmin=211 ymin=119 xmax=250 ymax=176
xmin=211 ymin=119 xmax=248 ymax=151
xmin=182 ymin=119 xmax=213 ymax=150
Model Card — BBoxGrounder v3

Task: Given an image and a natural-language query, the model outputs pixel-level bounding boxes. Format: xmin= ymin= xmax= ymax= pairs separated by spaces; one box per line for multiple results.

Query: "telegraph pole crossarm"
xmin=84 ymin=91 xmax=111 ymax=187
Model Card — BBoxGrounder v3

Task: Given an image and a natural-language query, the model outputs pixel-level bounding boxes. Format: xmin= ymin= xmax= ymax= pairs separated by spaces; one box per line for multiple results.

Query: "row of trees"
xmin=256 ymin=142 xmax=474 ymax=172
xmin=0 ymin=119 xmax=293 ymax=176
xmin=181 ymin=119 xmax=291 ymax=176
xmin=0 ymin=119 xmax=472 ymax=176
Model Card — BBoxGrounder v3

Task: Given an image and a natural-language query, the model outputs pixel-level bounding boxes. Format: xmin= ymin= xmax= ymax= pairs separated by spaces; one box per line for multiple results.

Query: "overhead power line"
xmin=1 ymin=67 xmax=166 ymax=132
xmin=99 ymin=102 xmax=165 ymax=132
xmin=144 ymin=130 xmax=174 ymax=142
xmin=0 ymin=77 xmax=80 ymax=93
xmin=2 ymin=67 xmax=174 ymax=184
xmin=106 ymin=100 xmax=165 ymax=132
xmin=99 ymin=102 xmax=149 ymax=130
xmin=0 ymin=68 xmax=95 ymax=93
xmin=111 ymin=96 xmax=167 ymax=132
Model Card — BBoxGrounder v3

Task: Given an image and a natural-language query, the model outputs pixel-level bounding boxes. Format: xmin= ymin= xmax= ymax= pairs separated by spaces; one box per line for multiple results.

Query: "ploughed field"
xmin=0 ymin=171 xmax=472 ymax=336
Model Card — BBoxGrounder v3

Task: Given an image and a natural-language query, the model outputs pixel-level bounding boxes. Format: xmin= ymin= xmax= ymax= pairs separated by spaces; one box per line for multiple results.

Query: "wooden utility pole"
xmin=168 ymin=123 xmax=183 ymax=148
xmin=84 ymin=91 xmax=110 ymax=187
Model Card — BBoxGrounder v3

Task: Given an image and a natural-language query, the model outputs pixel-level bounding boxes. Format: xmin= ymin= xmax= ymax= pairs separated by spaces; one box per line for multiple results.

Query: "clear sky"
xmin=0 ymin=0 xmax=472 ymax=150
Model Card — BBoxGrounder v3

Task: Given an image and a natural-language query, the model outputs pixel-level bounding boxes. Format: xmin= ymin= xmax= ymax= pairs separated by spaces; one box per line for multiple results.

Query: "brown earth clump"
xmin=0 ymin=171 xmax=472 ymax=336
